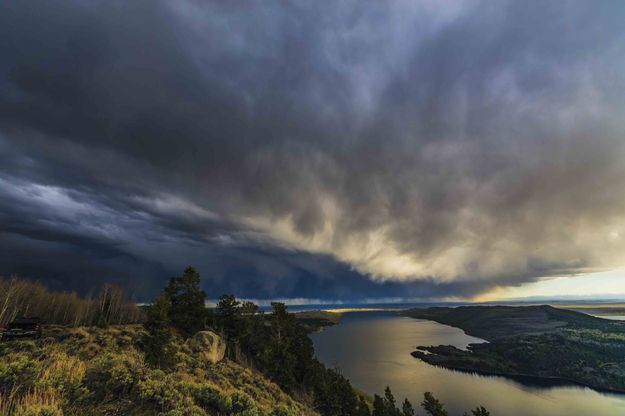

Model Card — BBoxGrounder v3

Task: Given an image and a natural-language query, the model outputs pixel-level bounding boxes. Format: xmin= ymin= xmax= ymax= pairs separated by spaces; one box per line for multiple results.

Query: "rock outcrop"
xmin=186 ymin=330 xmax=226 ymax=363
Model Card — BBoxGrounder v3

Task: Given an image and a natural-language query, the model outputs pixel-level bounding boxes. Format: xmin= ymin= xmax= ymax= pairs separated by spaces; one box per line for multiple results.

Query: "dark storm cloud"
xmin=1 ymin=0 xmax=625 ymax=300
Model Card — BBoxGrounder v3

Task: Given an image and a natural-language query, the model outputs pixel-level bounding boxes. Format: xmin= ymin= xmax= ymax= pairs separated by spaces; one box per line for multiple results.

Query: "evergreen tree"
xmin=385 ymin=386 xmax=400 ymax=416
xmin=469 ymin=406 xmax=490 ymax=416
xmin=357 ymin=396 xmax=372 ymax=416
xmin=237 ymin=299 xmax=265 ymax=361
xmin=165 ymin=266 xmax=207 ymax=337
xmin=240 ymin=300 xmax=259 ymax=315
xmin=238 ymin=300 xmax=259 ymax=343
xmin=372 ymin=394 xmax=386 ymax=416
xmin=142 ymin=292 xmax=176 ymax=368
xmin=384 ymin=386 xmax=396 ymax=407
xmin=217 ymin=294 xmax=242 ymax=359
xmin=402 ymin=398 xmax=415 ymax=416
xmin=217 ymin=294 xmax=241 ymax=340
xmin=421 ymin=392 xmax=448 ymax=416
xmin=271 ymin=301 xmax=289 ymax=319
xmin=291 ymin=323 xmax=316 ymax=386
xmin=330 ymin=368 xmax=359 ymax=415
xmin=265 ymin=302 xmax=297 ymax=391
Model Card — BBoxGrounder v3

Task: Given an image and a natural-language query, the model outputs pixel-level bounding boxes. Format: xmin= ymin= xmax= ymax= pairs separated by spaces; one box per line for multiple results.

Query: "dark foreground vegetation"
xmin=404 ymin=305 xmax=625 ymax=392
xmin=1 ymin=270 xmax=490 ymax=415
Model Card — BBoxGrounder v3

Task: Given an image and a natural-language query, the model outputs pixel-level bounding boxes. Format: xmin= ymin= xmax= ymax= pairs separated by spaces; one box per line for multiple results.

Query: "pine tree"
xmin=372 ymin=394 xmax=386 ymax=416
xmin=217 ymin=294 xmax=241 ymax=341
xmin=265 ymin=302 xmax=297 ymax=391
xmin=165 ymin=266 xmax=207 ymax=337
xmin=271 ymin=301 xmax=289 ymax=319
xmin=142 ymin=292 xmax=176 ymax=368
xmin=469 ymin=406 xmax=490 ymax=416
xmin=383 ymin=386 xmax=398 ymax=416
xmin=402 ymin=398 xmax=415 ymax=416
xmin=217 ymin=294 xmax=242 ymax=359
xmin=421 ymin=392 xmax=448 ymax=416
xmin=240 ymin=300 xmax=259 ymax=315
xmin=357 ymin=396 xmax=372 ymax=416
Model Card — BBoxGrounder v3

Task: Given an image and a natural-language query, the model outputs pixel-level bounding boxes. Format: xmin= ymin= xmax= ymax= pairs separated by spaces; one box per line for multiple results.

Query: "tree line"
xmin=142 ymin=266 xmax=491 ymax=416
xmin=0 ymin=276 xmax=143 ymax=327
xmin=371 ymin=388 xmax=490 ymax=416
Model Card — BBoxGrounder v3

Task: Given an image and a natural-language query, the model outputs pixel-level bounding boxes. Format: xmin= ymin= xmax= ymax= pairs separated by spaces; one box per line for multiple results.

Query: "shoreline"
xmin=401 ymin=306 xmax=625 ymax=397
xmin=310 ymin=307 xmax=625 ymax=396
xmin=409 ymin=353 xmax=625 ymax=395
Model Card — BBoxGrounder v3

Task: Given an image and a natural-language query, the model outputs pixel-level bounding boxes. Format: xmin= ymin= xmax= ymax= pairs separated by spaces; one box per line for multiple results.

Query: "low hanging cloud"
xmin=1 ymin=0 xmax=625 ymax=299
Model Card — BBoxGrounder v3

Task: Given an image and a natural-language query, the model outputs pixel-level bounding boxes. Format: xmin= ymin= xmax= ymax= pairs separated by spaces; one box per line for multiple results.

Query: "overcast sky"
xmin=1 ymin=1 xmax=625 ymax=301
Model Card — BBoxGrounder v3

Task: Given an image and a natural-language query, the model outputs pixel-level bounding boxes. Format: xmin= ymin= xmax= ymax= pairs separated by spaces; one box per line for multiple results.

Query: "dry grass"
xmin=0 ymin=325 xmax=318 ymax=416
xmin=0 ymin=387 xmax=63 ymax=416
xmin=40 ymin=350 xmax=86 ymax=383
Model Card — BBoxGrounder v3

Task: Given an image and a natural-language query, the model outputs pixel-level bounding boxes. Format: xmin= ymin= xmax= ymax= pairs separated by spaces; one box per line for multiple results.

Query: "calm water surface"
xmin=311 ymin=311 xmax=625 ymax=416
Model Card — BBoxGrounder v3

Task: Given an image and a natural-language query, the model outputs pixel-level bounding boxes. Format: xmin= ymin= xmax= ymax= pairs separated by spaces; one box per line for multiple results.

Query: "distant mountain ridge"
xmin=403 ymin=304 xmax=614 ymax=340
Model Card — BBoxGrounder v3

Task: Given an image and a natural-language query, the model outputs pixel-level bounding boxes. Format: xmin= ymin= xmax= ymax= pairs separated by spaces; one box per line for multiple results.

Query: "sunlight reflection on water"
xmin=311 ymin=311 xmax=625 ymax=416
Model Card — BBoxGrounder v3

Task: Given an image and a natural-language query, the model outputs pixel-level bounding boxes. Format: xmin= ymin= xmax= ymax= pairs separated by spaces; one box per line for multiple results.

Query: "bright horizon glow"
xmin=204 ymin=271 xmax=625 ymax=306
xmin=476 ymin=269 xmax=625 ymax=302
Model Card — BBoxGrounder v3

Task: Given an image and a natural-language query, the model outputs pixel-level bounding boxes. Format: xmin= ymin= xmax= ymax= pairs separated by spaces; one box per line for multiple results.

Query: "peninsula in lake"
xmin=404 ymin=305 xmax=625 ymax=393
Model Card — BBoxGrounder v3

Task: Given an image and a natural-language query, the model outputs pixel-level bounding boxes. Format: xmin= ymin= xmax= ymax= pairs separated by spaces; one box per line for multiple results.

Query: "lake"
xmin=596 ymin=315 xmax=625 ymax=321
xmin=310 ymin=311 xmax=625 ymax=416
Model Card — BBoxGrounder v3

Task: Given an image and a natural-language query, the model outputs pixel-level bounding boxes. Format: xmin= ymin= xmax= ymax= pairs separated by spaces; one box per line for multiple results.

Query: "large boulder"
xmin=186 ymin=330 xmax=226 ymax=363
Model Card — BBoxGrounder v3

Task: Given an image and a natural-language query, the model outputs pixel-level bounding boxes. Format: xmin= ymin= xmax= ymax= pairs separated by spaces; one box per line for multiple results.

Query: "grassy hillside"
xmin=0 ymin=325 xmax=318 ymax=416
xmin=292 ymin=311 xmax=341 ymax=333
xmin=404 ymin=305 xmax=625 ymax=392
xmin=0 ymin=272 xmax=488 ymax=416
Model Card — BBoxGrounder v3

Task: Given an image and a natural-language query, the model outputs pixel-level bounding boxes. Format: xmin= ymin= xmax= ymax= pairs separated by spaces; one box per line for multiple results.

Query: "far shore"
xmin=411 ymin=355 xmax=625 ymax=395
xmin=320 ymin=307 xmax=405 ymax=313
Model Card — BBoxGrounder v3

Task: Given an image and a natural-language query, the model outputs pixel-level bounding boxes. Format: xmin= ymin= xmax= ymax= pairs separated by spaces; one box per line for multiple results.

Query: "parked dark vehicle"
xmin=1 ymin=317 xmax=42 ymax=340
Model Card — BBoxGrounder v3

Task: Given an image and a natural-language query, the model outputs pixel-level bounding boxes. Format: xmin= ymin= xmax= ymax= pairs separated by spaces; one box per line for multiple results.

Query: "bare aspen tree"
xmin=0 ymin=276 xmax=143 ymax=327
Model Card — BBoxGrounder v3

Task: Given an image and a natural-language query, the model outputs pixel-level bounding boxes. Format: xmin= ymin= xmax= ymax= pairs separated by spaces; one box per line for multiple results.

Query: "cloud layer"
xmin=1 ymin=0 xmax=625 ymax=299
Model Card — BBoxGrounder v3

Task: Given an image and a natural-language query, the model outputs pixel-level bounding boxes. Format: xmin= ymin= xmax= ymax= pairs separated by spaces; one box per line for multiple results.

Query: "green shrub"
xmin=35 ymin=350 xmax=90 ymax=404
xmin=159 ymin=398 xmax=207 ymax=416
xmin=84 ymin=351 xmax=145 ymax=400
xmin=138 ymin=369 xmax=184 ymax=411
xmin=229 ymin=391 xmax=265 ymax=416
xmin=180 ymin=381 xmax=228 ymax=412
xmin=0 ymin=352 xmax=42 ymax=392
xmin=271 ymin=405 xmax=297 ymax=416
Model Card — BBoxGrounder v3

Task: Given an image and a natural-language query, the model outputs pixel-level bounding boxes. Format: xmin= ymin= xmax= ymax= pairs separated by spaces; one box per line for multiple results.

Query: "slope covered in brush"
xmin=0 ymin=325 xmax=317 ymax=416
